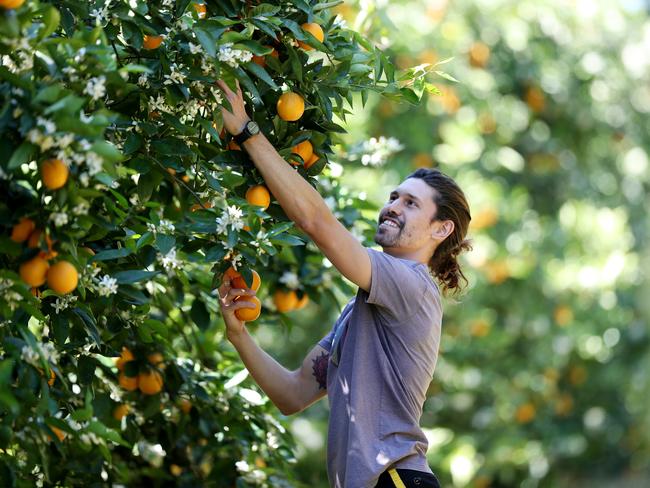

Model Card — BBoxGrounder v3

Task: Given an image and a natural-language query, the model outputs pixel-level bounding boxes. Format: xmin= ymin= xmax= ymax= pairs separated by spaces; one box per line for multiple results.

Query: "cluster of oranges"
xmin=224 ymin=266 xmax=262 ymax=322
xmin=11 ymin=218 xmax=79 ymax=295
xmin=116 ymin=347 xmax=165 ymax=395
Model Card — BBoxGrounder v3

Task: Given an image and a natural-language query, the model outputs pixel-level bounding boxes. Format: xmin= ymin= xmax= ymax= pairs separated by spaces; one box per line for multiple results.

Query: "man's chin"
xmin=374 ymin=232 xmax=397 ymax=248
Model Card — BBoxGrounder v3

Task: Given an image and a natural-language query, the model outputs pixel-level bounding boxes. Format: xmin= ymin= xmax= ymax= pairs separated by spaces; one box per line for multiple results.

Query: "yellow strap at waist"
xmin=388 ymin=468 xmax=407 ymax=488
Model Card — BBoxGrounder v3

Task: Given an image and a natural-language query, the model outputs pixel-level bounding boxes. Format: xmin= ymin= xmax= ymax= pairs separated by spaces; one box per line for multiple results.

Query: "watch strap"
xmin=234 ymin=121 xmax=254 ymax=146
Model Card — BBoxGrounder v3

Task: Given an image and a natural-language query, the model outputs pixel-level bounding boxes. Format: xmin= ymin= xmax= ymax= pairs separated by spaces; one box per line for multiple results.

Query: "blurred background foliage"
xmin=256 ymin=0 xmax=650 ymax=486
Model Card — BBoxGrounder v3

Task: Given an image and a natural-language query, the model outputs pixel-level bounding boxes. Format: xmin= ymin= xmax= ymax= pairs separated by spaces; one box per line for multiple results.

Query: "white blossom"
xmin=215 ymin=205 xmax=245 ymax=234
xmin=79 ymin=172 xmax=90 ymax=187
xmin=163 ymin=64 xmax=187 ymax=85
xmin=134 ymin=441 xmax=166 ymax=468
xmin=72 ymin=202 xmax=90 ymax=216
xmin=137 ymin=73 xmax=149 ymax=87
xmin=5 ymin=291 xmax=23 ymax=311
xmin=49 ymin=212 xmax=69 ymax=227
xmin=57 ymin=133 xmax=75 ymax=149
xmin=97 ymin=275 xmax=118 ymax=296
xmin=157 ymin=247 xmax=182 ymax=274
xmin=189 ymin=42 xmax=202 ymax=54
xmin=159 ymin=219 xmax=175 ymax=233
xmin=279 ymin=271 xmax=299 ymax=289
xmin=217 ymin=43 xmax=253 ymax=68
xmin=37 ymin=117 xmax=57 ymax=135
xmin=85 ymin=151 xmax=104 ymax=176
xmin=84 ymin=76 xmax=107 ymax=101
xmin=53 ymin=294 xmax=78 ymax=314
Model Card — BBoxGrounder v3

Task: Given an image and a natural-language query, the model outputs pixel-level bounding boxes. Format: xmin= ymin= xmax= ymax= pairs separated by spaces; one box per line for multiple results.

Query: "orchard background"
xmin=1 ymin=1 xmax=649 ymax=488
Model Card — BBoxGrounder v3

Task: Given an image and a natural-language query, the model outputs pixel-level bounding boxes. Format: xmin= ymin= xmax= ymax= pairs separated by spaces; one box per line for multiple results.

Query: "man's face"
xmin=374 ymin=178 xmax=438 ymax=250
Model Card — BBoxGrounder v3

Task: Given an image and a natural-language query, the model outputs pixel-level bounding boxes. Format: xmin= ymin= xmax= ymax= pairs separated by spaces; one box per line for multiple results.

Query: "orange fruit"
xmin=116 ymin=347 xmax=134 ymax=371
xmin=291 ymin=140 xmax=313 ymax=165
xmin=11 ymin=217 xmax=35 ymax=243
xmin=304 ymin=153 xmax=320 ymax=170
xmin=295 ymin=293 xmax=309 ymax=310
xmin=170 ymin=464 xmax=184 ymax=476
xmin=0 ymin=0 xmax=25 ymax=9
xmin=40 ymin=159 xmax=69 ymax=190
xmin=273 ymin=289 xmax=299 ymax=313
xmin=234 ymin=295 xmax=261 ymax=322
xmin=49 ymin=426 xmax=66 ymax=442
xmin=118 ymin=372 xmax=139 ymax=391
xmin=525 ymin=86 xmax=545 ymax=113
xmin=147 ymin=352 xmax=165 ymax=369
xmin=231 ymin=269 xmax=261 ymax=292
xmin=298 ymin=23 xmax=324 ymax=51
xmin=113 ymin=404 xmax=130 ymax=421
xmin=227 ymin=140 xmax=241 ymax=151
xmin=277 ymin=92 xmax=305 ymax=121
xmin=27 ymin=228 xmax=43 ymax=248
xmin=190 ymin=201 xmax=213 ymax=212
xmin=143 ymin=35 xmax=164 ymax=50
xmin=181 ymin=174 xmax=190 ymax=183
xmin=138 ymin=370 xmax=163 ymax=395
xmin=252 ymin=46 xmax=279 ymax=67
xmin=47 ymin=260 xmax=78 ymax=294
xmin=245 ymin=185 xmax=271 ymax=210
xmin=468 ymin=42 xmax=490 ymax=68
xmin=166 ymin=167 xmax=176 ymax=176
xmin=19 ymin=256 xmax=50 ymax=287
xmin=38 ymin=367 xmax=56 ymax=386
xmin=193 ymin=2 xmax=206 ymax=18
xmin=179 ymin=398 xmax=192 ymax=414
xmin=515 ymin=403 xmax=536 ymax=423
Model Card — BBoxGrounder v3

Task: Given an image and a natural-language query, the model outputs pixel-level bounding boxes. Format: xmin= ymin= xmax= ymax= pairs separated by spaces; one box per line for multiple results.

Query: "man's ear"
xmin=432 ymin=220 xmax=454 ymax=240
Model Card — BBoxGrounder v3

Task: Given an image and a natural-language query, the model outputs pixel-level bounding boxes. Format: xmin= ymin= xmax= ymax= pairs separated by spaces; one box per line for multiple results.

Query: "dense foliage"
xmin=0 ymin=0 xmax=435 ymax=485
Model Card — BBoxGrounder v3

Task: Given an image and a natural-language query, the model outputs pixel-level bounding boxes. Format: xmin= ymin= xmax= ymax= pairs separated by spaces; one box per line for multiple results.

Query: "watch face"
xmin=247 ymin=121 xmax=260 ymax=134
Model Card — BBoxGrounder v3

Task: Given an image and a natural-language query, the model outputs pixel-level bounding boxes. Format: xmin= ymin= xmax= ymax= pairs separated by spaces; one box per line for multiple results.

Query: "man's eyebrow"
xmin=390 ymin=190 xmax=422 ymax=203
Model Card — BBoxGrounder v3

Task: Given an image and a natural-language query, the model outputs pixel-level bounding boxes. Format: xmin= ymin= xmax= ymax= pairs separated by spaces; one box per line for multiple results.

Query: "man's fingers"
xmin=215 ymin=79 xmax=234 ymax=101
xmin=224 ymin=300 xmax=257 ymax=311
xmin=227 ymin=289 xmax=255 ymax=300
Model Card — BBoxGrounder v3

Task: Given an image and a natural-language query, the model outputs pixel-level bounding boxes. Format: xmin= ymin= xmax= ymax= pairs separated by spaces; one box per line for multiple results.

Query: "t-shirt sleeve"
xmin=365 ymin=248 xmax=429 ymax=320
xmin=317 ymin=327 xmax=335 ymax=353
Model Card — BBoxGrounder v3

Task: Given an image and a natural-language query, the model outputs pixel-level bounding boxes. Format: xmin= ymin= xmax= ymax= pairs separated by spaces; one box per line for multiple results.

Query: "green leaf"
xmin=243 ymin=62 xmax=279 ymax=90
xmin=190 ymin=299 xmax=210 ymax=330
xmin=92 ymin=248 xmax=133 ymax=261
xmin=7 ymin=142 xmax=37 ymax=170
xmin=39 ymin=5 xmax=61 ymax=40
xmin=113 ymin=270 xmax=160 ymax=284
xmin=270 ymin=234 xmax=305 ymax=246
xmin=435 ymin=70 xmax=459 ymax=83
xmin=155 ymin=234 xmax=176 ymax=255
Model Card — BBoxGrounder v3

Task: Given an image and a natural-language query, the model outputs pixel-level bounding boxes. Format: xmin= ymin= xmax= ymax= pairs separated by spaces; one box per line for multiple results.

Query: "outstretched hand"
xmin=215 ymin=79 xmax=250 ymax=136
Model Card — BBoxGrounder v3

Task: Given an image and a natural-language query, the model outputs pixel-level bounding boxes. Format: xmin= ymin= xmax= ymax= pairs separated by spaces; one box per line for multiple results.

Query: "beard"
xmin=374 ymin=223 xmax=402 ymax=247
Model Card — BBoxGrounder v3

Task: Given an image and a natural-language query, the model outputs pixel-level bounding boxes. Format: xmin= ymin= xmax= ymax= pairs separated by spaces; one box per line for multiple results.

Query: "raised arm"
xmin=216 ymin=80 xmax=371 ymax=292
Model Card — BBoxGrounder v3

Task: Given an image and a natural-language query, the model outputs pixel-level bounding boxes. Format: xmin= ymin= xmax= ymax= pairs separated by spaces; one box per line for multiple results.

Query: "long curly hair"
xmin=408 ymin=168 xmax=472 ymax=296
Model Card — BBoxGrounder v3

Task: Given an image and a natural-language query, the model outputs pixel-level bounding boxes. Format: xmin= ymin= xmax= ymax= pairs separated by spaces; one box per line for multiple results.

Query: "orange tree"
xmin=0 ymin=0 xmax=439 ymax=485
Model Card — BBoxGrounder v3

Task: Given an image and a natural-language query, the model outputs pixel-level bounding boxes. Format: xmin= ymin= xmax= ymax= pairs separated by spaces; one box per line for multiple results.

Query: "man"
xmin=216 ymin=80 xmax=472 ymax=488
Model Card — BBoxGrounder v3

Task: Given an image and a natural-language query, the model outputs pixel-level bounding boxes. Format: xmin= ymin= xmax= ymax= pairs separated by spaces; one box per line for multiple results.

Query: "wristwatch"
xmin=233 ymin=120 xmax=260 ymax=146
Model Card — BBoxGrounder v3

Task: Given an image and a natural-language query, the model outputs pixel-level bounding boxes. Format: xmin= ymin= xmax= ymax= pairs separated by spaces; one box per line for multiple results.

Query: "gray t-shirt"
xmin=318 ymin=248 xmax=443 ymax=488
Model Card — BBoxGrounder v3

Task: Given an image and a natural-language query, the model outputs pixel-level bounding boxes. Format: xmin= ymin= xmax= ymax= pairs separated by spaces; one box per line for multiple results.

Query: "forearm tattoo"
xmin=312 ymin=351 xmax=329 ymax=390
